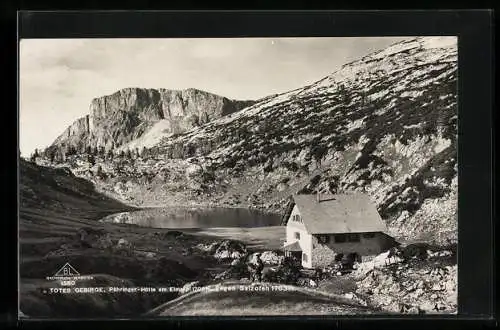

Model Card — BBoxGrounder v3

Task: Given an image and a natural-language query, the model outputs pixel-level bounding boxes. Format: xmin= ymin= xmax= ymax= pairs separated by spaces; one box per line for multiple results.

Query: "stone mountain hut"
xmin=282 ymin=193 xmax=398 ymax=269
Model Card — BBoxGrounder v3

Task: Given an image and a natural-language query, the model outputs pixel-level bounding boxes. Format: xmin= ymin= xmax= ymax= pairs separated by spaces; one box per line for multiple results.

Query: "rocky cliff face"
xmin=50 ymin=88 xmax=254 ymax=152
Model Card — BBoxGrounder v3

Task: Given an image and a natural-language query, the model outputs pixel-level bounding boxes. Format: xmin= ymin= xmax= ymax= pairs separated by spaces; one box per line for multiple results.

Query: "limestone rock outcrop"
xmin=50 ymin=88 xmax=254 ymax=152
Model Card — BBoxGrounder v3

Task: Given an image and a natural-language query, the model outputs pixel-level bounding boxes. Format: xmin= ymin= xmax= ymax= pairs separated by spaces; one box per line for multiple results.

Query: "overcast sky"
xmin=19 ymin=37 xmax=409 ymax=156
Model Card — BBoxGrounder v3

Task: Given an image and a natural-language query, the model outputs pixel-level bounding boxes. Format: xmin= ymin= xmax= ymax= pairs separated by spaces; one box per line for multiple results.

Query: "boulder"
xmin=115 ymin=238 xmax=133 ymax=252
xmin=114 ymin=182 xmax=128 ymax=195
xmin=344 ymin=292 xmax=355 ymax=299
xmin=259 ymin=251 xmax=284 ymax=265
xmin=76 ymin=227 xmax=110 ymax=248
xmin=195 ymin=241 xmax=220 ymax=254
xmin=216 ymin=259 xmax=251 ymax=280
xmin=277 ymin=182 xmax=288 ymax=192
xmin=145 ymin=252 xmax=156 ymax=259
xmin=213 ymin=240 xmax=247 ymax=261
xmin=296 ymin=278 xmax=309 ymax=287
xmin=94 ymin=233 xmax=114 ymax=249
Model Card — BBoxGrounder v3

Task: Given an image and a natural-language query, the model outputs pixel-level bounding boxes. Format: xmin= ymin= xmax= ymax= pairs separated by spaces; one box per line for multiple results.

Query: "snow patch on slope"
xmin=119 ymin=120 xmax=174 ymax=151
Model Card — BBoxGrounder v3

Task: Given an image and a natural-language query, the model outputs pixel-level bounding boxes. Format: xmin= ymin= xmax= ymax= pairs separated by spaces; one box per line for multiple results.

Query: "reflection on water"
xmin=99 ymin=207 xmax=282 ymax=229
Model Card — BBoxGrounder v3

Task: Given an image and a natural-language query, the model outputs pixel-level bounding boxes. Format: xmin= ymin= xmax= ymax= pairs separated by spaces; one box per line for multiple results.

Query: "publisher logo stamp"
xmin=54 ymin=262 xmax=80 ymax=277
xmin=45 ymin=262 xmax=94 ymax=287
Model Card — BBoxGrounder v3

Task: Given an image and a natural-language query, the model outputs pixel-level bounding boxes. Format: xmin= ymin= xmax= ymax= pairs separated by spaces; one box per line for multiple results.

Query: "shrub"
xmin=263 ymin=257 xmax=301 ymax=284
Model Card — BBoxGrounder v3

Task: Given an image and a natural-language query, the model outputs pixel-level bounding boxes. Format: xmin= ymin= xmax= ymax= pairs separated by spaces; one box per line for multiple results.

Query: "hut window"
xmin=292 ymin=214 xmax=302 ymax=223
xmin=334 ymin=234 xmax=346 ymax=243
xmin=294 ymin=232 xmax=300 ymax=240
xmin=363 ymin=232 xmax=375 ymax=239
xmin=347 ymin=233 xmax=361 ymax=242
xmin=318 ymin=235 xmax=330 ymax=244
xmin=302 ymin=253 xmax=308 ymax=262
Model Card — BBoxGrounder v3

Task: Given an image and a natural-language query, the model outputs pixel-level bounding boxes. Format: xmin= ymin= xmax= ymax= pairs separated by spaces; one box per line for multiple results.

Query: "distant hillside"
xmin=20 ymin=158 xmax=133 ymax=216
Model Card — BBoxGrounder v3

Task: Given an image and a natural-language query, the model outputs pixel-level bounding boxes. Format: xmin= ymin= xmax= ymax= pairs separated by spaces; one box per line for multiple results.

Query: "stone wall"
xmin=310 ymin=232 xmax=395 ymax=268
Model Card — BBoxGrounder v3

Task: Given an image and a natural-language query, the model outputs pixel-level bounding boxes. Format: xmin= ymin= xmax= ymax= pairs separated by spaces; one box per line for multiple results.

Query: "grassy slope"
xmin=146 ymin=281 xmax=380 ymax=316
xmin=20 ymin=158 xmax=135 ymax=234
xmin=19 ymin=159 xmax=222 ymax=318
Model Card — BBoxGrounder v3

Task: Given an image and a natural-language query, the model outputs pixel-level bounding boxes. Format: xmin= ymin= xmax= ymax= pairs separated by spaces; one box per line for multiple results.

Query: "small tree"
xmin=30 ymin=148 xmax=39 ymax=162
xmin=65 ymin=145 xmax=75 ymax=156
xmin=311 ymin=144 xmax=328 ymax=168
xmin=119 ymin=150 xmax=125 ymax=158
xmin=96 ymin=165 xmax=105 ymax=179
xmin=55 ymin=148 xmax=64 ymax=163
xmin=107 ymin=149 xmax=114 ymax=160
xmin=185 ymin=144 xmax=196 ymax=158
xmin=125 ymin=149 xmax=132 ymax=159
xmin=338 ymin=84 xmax=350 ymax=105
xmin=48 ymin=149 xmax=56 ymax=163
xmin=98 ymin=146 xmax=105 ymax=157
xmin=188 ymin=114 xmax=200 ymax=127
xmin=60 ymin=147 xmax=67 ymax=162
xmin=88 ymin=153 xmax=96 ymax=166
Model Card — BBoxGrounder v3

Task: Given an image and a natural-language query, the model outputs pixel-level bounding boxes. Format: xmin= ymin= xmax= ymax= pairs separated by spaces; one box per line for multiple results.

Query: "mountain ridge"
xmin=48 ymin=87 xmax=255 ymax=155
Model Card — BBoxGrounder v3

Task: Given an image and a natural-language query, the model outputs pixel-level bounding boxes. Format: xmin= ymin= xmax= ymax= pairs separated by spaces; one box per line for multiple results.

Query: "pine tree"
xmin=30 ymin=148 xmax=39 ymax=162
xmin=185 ymin=144 xmax=196 ymax=158
xmin=96 ymin=165 xmax=104 ymax=178
xmin=98 ymin=146 xmax=105 ymax=157
xmin=88 ymin=153 xmax=95 ymax=165
xmin=55 ymin=148 xmax=64 ymax=163
xmin=48 ymin=149 xmax=55 ymax=163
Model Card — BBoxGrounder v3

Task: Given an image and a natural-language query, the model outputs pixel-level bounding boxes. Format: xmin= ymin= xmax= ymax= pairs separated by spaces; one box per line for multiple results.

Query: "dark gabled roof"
xmin=283 ymin=241 xmax=302 ymax=252
xmin=280 ymin=197 xmax=295 ymax=225
xmin=289 ymin=193 xmax=388 ymax=234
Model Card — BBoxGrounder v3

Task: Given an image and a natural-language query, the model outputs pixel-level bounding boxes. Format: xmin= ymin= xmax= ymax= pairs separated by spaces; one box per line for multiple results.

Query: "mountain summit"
xmin=49 ymin=88 xmax=255 ymax=153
